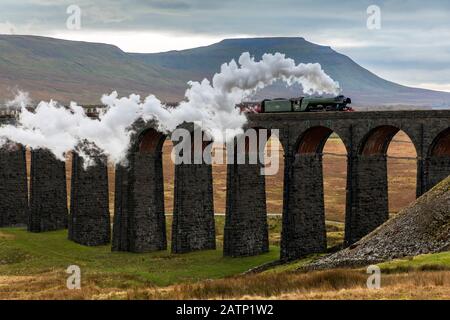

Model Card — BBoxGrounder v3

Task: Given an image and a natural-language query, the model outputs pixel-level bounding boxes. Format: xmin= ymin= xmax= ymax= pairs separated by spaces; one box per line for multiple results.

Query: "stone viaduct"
xmin=0 ymin=109 xmax=449 ymax=261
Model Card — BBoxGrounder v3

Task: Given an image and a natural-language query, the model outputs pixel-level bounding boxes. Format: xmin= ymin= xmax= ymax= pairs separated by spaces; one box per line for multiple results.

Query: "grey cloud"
xmin=0 ymin=0 xmax=450 ymax=89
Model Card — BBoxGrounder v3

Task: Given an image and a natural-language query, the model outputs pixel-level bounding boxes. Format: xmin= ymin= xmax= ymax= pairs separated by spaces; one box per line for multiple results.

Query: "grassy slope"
xmin=150 ymin=251 xmax=450 ymax=300
xmin=266 ymin=251 xmax=450 ymax=275
xmin=0 ymin=218 xmax=279 ymax=287
xmin=0 ymin=35 xmax=188 ymax=103
xmin=0 ymin=216 xmax=347 ymax=299
xmin=2 ymin=215 xmax=450 ymax=299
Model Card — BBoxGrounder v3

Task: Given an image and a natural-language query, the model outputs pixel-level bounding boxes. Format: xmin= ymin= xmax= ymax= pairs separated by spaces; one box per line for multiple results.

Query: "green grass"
xmin=0 ymin=216 xmax=347 ymax=290
xmin=0 ymin=227 xmax=281 ymax=287
xmin=4 ymin=214 xmax=450 ymax=299
xmin=262 ymin=250 xmax=450 ymax=278
xmin=378 ymin=251 xmax=450 ymax=273
xmin=262 ymin=254 xmax=325 ymax=274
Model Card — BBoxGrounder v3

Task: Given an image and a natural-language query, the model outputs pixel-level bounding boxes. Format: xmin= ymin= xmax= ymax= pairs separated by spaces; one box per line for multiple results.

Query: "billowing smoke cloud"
xmin=0 ymin=52 xmax=340 ymax=165
xmin=4 ymin=90 xmax=31 ymax=110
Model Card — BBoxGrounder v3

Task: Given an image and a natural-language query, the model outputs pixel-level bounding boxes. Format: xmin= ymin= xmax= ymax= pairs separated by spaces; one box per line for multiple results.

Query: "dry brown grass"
xmin=0 ymin=271 xmax=130 ymax=300
xmin=6 ymin=268 xmax=448 ymax=300
xmin=126 ymin=269 xmax=450 ymax=300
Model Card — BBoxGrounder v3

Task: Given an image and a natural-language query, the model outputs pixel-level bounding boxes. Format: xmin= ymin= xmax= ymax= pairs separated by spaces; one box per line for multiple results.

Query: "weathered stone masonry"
xmin=1 ymin=110 xmax=447 ymax=259
xmin=248 ymin=110 xmax=450 ymax=260
xmin=281 ymin=126 xmax=331 ymax=261
xmin=344 ymin=155 xmax=389 ymax=246
xmin=424 ymin=127 xmax=450 ymax=192
xmin=171 ymin=127 xmax=216 ymax=253
xmin=281 ymin=153 xmax=327 ymax=261
xmin=112 ymin=128 xmax=167 ymax=252
xmin=224 ymin=146 xmax=269 ymax=257
xmin=111 ymin=111 xmax=449 ymax=259
xmin=111 ymin=164 xmax=131 ymax=251
xmin=113 ymin=124 xmax=217 ymax=254
xmin=29 ymin=149 xmax=68 ymax=232
xmin=424 ymin=157 xmax=450 ymax=191
xmin=0 ymin=116 xmax=28 ymax=227
xmin=0 ymin=144 xmax=28 ymax=227
xmin=68 ymin=153 xmax=110 ymax=246
xmin=172 ymin=162 xmax=216 ymax=253
xmin=112 ymin=152 xmax=167 ymax=252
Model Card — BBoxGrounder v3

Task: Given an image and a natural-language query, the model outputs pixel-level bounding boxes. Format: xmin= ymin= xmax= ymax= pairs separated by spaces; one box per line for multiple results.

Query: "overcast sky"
xmin=1 ymin=0 xmax=450 ymax=91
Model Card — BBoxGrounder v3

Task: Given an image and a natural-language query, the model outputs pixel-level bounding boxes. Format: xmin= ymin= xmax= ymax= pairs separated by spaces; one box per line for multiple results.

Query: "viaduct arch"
xmin=247 ymin=110 xmax=448 ymax=260
xmin=280 ymin=126 xmax=346 ymax=260
xmin=112 ymin=122 xmax=216 ymax=253
xmin=112 ymin=126 xmax=168 ymax=252
xmin=0 ymin=110 xmax=448 ymax=262
xmin=425 ymin=127 xmax=450 ymax=190
xmin=344 ymin=125 xmax=419 ymax=247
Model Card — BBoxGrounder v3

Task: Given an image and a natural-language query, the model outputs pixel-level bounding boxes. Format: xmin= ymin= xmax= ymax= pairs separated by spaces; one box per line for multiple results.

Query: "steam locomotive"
xmin=239 ymin=95 xmax=353 ymax=113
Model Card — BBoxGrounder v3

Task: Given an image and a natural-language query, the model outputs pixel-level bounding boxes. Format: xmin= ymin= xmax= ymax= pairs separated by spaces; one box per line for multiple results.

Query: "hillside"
xmin=1 ymin=35 xmax=450 ymax=106
xmin=135 ymin=37 xmax=450 ymax=106
xmin=0 ymin=35 xmax=188 ymax=103
xmin=307 ymin=175 xmax=450 ymax=270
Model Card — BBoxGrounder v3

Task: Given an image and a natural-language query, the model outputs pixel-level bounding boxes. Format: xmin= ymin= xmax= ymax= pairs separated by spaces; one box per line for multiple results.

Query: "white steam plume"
xmin=0 ymin=52 xmax=340 ymax=165
xmin=4 ymin=90 xmax=31 ymax=110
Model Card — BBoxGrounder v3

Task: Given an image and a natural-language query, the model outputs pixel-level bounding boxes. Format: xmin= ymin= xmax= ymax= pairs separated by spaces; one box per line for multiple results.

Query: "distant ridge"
xmin=1 ymin=35 xmax=449 ymax=107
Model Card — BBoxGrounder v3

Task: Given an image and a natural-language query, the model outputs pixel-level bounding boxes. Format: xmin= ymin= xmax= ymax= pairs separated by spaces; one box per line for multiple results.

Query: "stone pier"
xmin=68 ymin=153 xmax=110 ymax=246
xmin=0 ymin=145 xmax=28 ymax=227
xmin=171 ymin=162 xmax=215 ymax=253
xmin=112 ymin=128 xmax=167 ymax=252
xmin=224 ymin=150 xmax=269 ymax=257
xmin=280 ymin=153 xmax=327 ymax=261
xmin=28 ymin=149 xmax=68 ymax=232
xmin=344 ymin=155 xmax=389 ymax=246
